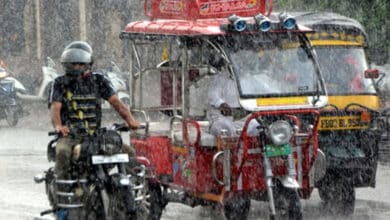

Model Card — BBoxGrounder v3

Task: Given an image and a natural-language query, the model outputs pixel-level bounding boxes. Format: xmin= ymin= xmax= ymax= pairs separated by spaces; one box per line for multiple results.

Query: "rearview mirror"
xmin=364 ymin=69 xmax=379 ymax=79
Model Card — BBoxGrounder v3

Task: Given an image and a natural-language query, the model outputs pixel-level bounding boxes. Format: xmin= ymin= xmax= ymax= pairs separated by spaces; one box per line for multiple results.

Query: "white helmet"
xmin=61 ymin=41 xmax=93 ymax=76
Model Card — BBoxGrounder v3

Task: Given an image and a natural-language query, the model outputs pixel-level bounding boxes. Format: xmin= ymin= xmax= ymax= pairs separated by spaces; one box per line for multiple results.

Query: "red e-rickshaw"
xmin=120 ymin=1 xmax=328 ymax=219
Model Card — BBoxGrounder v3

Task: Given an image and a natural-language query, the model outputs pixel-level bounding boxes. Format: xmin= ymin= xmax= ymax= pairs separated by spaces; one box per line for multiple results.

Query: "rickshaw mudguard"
xmin=131 ymin=136 xmax=173 ymax=182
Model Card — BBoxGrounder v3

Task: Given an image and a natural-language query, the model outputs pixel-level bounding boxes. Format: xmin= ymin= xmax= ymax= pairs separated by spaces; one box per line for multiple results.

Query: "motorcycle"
xmin=101 ymin=61 xmax=131 ymax=110
xmin=0 ymin=67 xmax=27 ymax=126
xmin=34 ymin=123 xmax=154 ymax=219
xmin=16 ymin=56 xmax=59 ymax=102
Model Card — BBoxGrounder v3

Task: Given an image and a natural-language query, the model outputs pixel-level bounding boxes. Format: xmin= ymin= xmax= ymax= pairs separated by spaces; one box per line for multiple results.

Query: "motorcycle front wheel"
xmin=5 ymin=105 xmax=18 ymax=126
xmin=108 ymin=181 xmax=167 ymax=220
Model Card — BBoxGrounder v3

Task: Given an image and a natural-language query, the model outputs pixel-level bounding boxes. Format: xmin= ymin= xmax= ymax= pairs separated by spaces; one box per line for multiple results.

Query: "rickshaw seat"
xmin=172 ymin=121 xmax=217 ymax=148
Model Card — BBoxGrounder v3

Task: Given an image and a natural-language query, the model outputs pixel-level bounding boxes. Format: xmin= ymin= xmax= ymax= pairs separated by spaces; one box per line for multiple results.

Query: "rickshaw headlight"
xmin=254 ymin=13 xmax=271 ymax=32
xmin=279 ymin=12 xmax=296 ymax=30
xmin=268 ymin=120 xmax=293 ymax=145
xmin=228 ymin=14 xmax=247 ymax=32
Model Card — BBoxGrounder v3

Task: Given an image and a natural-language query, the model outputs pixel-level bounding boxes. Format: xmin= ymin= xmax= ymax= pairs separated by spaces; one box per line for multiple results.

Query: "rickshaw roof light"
xmin=254 ymin=13 xmax=271 ymax=32
xmin=279 ymin=12 xmax=296 ymax=30
xmin=228 ymin=14 xmax=247 ymax=32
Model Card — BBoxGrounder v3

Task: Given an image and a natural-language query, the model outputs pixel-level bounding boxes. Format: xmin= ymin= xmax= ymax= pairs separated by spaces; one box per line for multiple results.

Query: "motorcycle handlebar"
xmin=48 ymin=123 xmax=147 ymax=136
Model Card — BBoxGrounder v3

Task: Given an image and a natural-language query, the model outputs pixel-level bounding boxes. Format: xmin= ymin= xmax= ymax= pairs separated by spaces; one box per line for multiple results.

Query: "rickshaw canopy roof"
xmin=121 ymin=14 xmax=312 ymax=38
xmin=293 ymin=12 xmax=368 ymax=47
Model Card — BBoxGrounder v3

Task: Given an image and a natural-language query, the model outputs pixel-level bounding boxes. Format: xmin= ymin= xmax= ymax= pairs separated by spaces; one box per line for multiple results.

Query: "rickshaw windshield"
xmin=314 ymin=47 xmax=376 ymax=94
xmin=226 ymin=35 xmax=320 ymax=98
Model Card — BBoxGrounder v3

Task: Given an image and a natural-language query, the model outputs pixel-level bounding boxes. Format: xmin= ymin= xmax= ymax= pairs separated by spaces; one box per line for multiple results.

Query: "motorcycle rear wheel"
xmin=5 ymin=106 xmax=18 ymax=126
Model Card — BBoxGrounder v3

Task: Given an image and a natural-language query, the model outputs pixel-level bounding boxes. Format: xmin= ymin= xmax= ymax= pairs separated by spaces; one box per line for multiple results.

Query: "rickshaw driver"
xmin=206 ymin=53 xmax=261 ymax=137
xmin=207 ymin=50 xmax=299 ymax=187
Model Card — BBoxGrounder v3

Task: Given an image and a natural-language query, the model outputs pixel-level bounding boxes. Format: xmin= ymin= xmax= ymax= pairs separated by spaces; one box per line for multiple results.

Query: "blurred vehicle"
xmin=17 ymin=57 xmax=59 ymax=102
xmin=372 ymin=64 xmax=390 ymax=108
xmin=101 ymin=61 xmax=130 ymax=110
xmin=0 ymin=66 xmax=27 ymax=126
xmin=295 ymin=12 xmax=384 ymax=215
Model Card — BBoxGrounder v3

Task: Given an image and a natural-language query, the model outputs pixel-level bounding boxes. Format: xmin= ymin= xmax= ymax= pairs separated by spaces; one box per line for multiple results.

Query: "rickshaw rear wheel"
xmin=318 ymin=179 xmax=355 ymax=216
xmin=273 ymin=185 xmax=302 ymax=220
xmin=223 ymin=197 xmax=251 ymax=220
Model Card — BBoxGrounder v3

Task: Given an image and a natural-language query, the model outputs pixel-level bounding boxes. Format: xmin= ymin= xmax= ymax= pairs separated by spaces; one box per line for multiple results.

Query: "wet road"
xmin=0 ymin=104 xmax=390 ymax=220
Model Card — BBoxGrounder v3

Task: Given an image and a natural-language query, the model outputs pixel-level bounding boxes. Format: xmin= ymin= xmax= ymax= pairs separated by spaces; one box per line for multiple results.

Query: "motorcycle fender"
xmin=309 ymin=149 xmax=327 ymax=186
xmin=136 ymin=156 xmax=151 ymax=167
xmin=5 ymin=77 xmax=26 ymax=92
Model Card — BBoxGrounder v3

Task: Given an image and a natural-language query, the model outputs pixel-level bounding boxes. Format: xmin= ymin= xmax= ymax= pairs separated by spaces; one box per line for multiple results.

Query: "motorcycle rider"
xmin=49 ymin=41 xmax=140 ymax=179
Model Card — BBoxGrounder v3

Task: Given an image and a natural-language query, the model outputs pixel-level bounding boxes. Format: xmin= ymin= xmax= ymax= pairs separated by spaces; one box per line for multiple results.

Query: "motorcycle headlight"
xmin=268 ymin=120 xmax=293 ymax=145
xmin=101 ymin=130 xmax=123 ymax=155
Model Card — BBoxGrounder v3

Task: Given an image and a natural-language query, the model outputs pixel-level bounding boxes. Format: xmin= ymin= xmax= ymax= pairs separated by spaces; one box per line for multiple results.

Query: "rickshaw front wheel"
xmin=223 ymin=197 xmax=251 ymax=220
xmin=273 ymin=185 xmax=303 ymax=220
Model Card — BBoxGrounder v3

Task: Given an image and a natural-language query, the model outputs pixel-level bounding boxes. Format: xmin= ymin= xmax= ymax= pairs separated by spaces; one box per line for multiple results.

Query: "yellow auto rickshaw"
xmin=295 ymin=11 xmax=383 ymax=215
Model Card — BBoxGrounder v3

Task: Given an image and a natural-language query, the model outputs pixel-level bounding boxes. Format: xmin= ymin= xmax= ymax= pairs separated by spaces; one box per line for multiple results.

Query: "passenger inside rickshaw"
xmin=316 ymin=48 xmax=374 ymax=94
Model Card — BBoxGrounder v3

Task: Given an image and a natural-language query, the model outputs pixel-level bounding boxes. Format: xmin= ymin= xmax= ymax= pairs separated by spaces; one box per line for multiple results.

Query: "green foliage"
xmin=274 ymin=0 xmax=389 ymax=64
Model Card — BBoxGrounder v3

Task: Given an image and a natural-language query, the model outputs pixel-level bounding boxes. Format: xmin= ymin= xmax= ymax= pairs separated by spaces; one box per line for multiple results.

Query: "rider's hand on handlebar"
xmin=219 ymin=103 xmax=232 ymax=116
xmin=55 ymin=125 xmax=70 ymax=136
xmin=127 ymin=119 xmax=141 ymax=129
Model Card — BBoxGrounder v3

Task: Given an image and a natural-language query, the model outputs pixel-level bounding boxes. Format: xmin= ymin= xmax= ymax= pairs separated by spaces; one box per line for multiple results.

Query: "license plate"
xmin=265 ymin=144 xmax=291 ymax=157
xmin=318 ymin=115 xmax=368 ymax=131
xmin=92 ymin=153 xmax=129 ymax=164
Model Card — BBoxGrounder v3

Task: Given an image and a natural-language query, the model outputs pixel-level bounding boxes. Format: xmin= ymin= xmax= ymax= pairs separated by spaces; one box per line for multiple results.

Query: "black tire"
xmin=5 ymin=106 xmax=18 ymax=126
xmin=273 ymin=186 xmax=302 ymax=220
xmin=72 ymin=185 xmax=105 ymax=220
xmin=318 ymin=180 xmax=355 ymax=216
xmin=107 ymin=188 xmax=130 ymax=220
xmin=146 ymin=182 xmax=167 ymax=220
xmin=224 ymin=197 xmax=251 ymax=220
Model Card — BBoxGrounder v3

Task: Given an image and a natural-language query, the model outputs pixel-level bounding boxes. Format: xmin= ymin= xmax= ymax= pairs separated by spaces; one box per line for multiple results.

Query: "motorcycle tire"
xmin=146 ymin=182 xmax=167 ymax=220
xmin=69 ymin=184 xmax=105 ymax=220
xmin=5 ymin=106 xmax=18 ymax=126
xmin=273 ymin=185 xmax=303 ymax=220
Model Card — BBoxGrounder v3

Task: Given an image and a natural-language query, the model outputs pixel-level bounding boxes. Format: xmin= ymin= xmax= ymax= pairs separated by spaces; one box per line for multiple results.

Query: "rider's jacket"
xmin=49 ymin=72 xmax=115 ymax=134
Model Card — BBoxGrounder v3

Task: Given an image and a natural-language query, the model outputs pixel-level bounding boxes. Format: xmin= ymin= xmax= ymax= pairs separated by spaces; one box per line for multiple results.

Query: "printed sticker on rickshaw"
xmin=318 ymin=115 xmax=369 ymax=131
xmin=265 ymin=144 xmax=292 ymax=157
